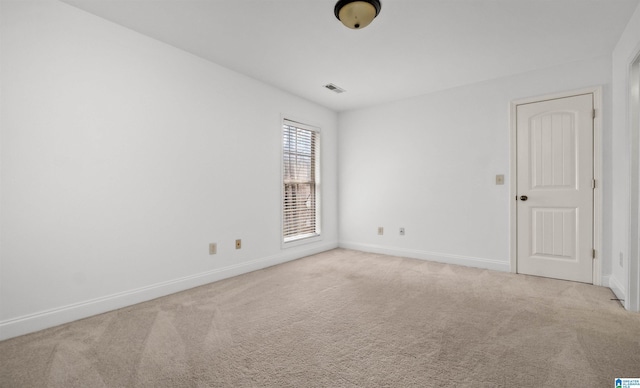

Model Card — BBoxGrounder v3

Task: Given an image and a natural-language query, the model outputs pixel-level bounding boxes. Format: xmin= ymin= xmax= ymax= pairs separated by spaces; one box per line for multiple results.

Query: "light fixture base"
xmin=334 ymin=0 xmax=381 ymax=30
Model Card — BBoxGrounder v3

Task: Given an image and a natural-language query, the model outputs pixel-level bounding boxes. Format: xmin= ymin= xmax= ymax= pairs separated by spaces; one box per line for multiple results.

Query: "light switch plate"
xmin=496 ymin=175 xmax=505 ymax=185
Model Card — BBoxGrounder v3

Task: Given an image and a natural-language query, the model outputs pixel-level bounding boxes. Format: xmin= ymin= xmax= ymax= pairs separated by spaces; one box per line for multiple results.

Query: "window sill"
xmin=282 ymin=233 xmax=322 ymax=249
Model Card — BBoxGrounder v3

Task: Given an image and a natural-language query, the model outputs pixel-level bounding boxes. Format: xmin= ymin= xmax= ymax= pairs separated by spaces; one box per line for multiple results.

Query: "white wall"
xmin=339 ymin=56 xmax=613 ymax=273
xmin=611 ymin=1 xmax=640 ymax=309
xmin=0 ymin=0 xmax=338 ymax=340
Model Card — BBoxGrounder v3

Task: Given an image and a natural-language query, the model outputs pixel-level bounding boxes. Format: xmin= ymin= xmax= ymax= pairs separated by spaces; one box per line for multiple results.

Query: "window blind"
xmin=283 ymin=120 xmax=319 ymax=242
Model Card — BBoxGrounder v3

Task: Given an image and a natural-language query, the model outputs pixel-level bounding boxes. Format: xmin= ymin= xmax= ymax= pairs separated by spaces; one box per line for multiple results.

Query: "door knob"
xmin=520 ymin=195 xmax=528 ymax=201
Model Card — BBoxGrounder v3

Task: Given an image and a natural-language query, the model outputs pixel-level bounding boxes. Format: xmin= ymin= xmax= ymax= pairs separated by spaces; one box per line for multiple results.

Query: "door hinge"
xmin=592 ymin=109 xmax=596 ymax=119
xmin=592 ymin=179 xmax=596 ymax=189
xmin=592 ymin=249 xmax=596 ymax=259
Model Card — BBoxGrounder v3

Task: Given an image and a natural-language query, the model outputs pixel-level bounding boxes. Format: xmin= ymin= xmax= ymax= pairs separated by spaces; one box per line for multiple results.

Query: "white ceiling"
xmin=60 ymin=0 xmax=640 ymax=112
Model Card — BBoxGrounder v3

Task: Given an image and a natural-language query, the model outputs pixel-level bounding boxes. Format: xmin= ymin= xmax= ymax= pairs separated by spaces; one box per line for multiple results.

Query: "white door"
xmin=516 ymin=94 xmax=594 ymax=283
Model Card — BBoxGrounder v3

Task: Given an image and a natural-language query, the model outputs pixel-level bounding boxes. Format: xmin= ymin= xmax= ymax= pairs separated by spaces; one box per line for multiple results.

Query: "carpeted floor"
xmin=1 ymin=248 xmax=639 ymax=387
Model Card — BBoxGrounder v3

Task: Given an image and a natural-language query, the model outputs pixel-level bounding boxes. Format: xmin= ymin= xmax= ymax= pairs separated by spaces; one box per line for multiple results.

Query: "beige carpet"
xmin=1 ymin=248 xmax=639 ymax=387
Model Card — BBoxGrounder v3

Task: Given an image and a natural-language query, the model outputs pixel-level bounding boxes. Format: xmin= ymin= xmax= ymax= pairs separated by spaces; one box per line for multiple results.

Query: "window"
xmin=282 ymin=119 xmax=320 ymax=243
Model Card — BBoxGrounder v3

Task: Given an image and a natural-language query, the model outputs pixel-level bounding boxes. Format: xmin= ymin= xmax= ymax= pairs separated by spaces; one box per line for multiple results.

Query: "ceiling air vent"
xmin=324 ymin=83 xmax=346 ymax=94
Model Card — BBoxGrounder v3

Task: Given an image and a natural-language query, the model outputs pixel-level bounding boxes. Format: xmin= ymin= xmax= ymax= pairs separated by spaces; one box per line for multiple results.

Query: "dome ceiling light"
xmin=334 ymin=0 xmax=382 ymax=30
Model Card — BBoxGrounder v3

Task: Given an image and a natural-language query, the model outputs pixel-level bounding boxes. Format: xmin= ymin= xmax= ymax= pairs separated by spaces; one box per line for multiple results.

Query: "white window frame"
xmin=281 ymin=118 xmax=322 ymax=247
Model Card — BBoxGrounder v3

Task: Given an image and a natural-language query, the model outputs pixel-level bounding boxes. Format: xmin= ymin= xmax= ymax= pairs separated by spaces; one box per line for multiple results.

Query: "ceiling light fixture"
xmin=334 ymin=0 xmax=381 ymax=30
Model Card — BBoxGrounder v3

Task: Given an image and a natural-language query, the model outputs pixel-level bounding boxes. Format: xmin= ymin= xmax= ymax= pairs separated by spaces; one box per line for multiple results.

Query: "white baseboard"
xmin=339 ymin=242 xmax=510 ymax=272
xmin=0 ymin=242 xmax=337 ymax=341
xmin=607 ymin=274 xmax=627 ymax=307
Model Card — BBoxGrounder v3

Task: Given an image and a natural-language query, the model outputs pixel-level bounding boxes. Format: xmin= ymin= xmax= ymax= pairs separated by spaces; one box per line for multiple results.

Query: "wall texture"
xmin=0 ymin=0 xmax=338 ymax=340
xmin=338 ymin=56 xmax=613 ymax=274
xmin=611 ymin=1 xmax=640 ymax=309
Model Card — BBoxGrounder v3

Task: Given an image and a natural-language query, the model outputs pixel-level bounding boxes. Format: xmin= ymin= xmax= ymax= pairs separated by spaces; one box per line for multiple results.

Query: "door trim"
xmin=509 ymin=86 xmax=603 ymax=285
xmin=628 ymin=49 xmax=640 ymax=311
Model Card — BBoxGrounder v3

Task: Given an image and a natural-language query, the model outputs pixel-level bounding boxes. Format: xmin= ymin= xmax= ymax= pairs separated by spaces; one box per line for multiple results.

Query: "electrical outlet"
xmin=378 ymin=227 xmax=384 ymax=235
xmin=620 ymin=252 xmax=624 ymax=267
xmin=235 ymin=239 xmax=242 ymax=249
xmin=496 ymin=175 xmax=504 ymax=185
xmin=399 ymin=227 xmax=405 ymax=236
xmin=209 ymin=243 xmax=217 ymax=255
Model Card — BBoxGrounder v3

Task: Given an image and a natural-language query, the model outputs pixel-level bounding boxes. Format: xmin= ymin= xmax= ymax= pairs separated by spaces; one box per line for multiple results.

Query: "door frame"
xmin=628 ymin=49 xmax=640 ymax=311
xmin=509 ymin=86 xmax=603 ymax=285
